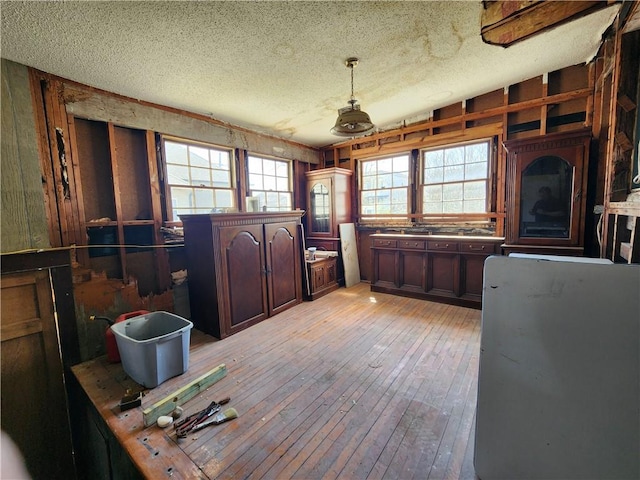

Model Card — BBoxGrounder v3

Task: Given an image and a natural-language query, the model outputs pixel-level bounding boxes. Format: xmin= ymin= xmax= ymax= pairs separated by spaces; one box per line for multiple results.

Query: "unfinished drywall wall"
xmin=1 ymin=59 xmax=49 ymax=252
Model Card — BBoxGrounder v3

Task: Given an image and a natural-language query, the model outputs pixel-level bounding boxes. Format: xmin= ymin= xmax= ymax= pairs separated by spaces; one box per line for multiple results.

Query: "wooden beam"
xmin=481 ymin=1 xmax=606 ymax=47
xmin=142 ymin=363 xmax=227 ymax=426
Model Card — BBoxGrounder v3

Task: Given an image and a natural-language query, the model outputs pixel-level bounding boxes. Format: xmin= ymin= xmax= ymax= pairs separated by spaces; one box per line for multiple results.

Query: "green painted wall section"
xmin=1 ymin=59 xmax=50 ymax=252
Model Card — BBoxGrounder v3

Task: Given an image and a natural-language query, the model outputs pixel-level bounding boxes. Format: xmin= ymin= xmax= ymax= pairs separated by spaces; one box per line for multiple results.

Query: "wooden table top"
xmin=72 ymin=329 xmax=224 ymax=479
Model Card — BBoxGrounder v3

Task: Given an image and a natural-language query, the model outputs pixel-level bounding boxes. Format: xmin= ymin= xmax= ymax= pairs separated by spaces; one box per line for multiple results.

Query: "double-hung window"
xmin=421 ymin=140 xmax=490 ymax=214
xmin=360 ymin=154 xmax=410 ymax=219
xmin=163 ymin=138 xmax=235 ymax=221
xmin=247 ymin=155 xmax=293 ymax=211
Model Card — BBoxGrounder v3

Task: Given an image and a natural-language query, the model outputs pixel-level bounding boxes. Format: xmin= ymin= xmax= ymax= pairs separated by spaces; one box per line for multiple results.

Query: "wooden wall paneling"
xmin=145 ymin=130 xmax=171 ymax=291
xmin=28 ymin=68 xmax=62 ymax=247
xmin=106 ymin=123 xmax=128 ymax=282
xmin=66 ymin=115 xmax=90 ymax=266
xmin=43 ymin=78 xmax=83 ymax=247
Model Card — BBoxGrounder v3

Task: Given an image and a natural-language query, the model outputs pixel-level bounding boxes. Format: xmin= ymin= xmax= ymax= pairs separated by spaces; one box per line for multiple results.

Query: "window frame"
xmin=160 ymin=135 xmax=236 ymax=223
xmin=419 ymin=138 xmax=493 ymax=217
xmin=246 ymin=153 xmax=294 ymax=212
xmin=356 ymin=137 xmax=496 ymax=225
xmin=358 ymin=153 xmax=412 ymax=221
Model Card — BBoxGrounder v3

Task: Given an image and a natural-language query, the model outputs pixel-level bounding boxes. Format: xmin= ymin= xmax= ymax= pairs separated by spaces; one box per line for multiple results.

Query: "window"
xmin=247 ymin=155 xmax=292 ymax=211
xmin=163 ymin=139 xmax=235 ymax=221
xmin=360 ymin=154 xmax=410 ymax=218
xmin=421 ymin=140 xmax=490 ymax=214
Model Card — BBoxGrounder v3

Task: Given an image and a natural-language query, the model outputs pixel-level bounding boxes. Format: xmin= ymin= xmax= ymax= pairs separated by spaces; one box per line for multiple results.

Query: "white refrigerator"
xmin=475 ymin=255 xmax=640 ymax=480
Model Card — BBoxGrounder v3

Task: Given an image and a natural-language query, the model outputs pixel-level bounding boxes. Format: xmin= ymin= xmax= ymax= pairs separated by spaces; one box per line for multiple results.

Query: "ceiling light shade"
xmin=331 ymin=57 xmax=375 ymax=137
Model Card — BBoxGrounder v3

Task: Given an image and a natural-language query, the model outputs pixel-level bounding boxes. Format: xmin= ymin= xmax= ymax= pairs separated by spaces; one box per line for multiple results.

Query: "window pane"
xmin=212 ymin=169 xmax=230 ymax=187
xmin=424 ymin=150 xmax=443 ymax=168
xmin=263 ymin=159 xmax=276 ymax=176
xmin=211 ymin=151 xmax=230 ymax=169
xmin=424 ymin=185 xmax=442 ymax=202
xmin=424 ymin=167 xmax=443 ymax=184
xmin=393 ymin=155 xmax=408 ymax=172
xmin=193 ymin=188 xmax=213 ymax=208
xmin=167 ymin=164 xmax=190 ymax=185
xmin=165 ymin=142 xmax=188 ymax=165
xmin=249 ymin=173 xmax=263 ymax=190
xmin=264 ymin=175 xmax=277 ymax=191
xmin=362 ymin=161 xmax=377 ymax=175
xmin=391 ymin=188 xmax=406 ymax=204
xmin=444 ymin=164 xmax=464 ymax=182
xmin=465 ymin=161 xmax=487 ymax=180
xmin=378 ymin=158 xmax=392 ymax=172
xmin=266 ymin=191 xmax=278 ymax=207
xmin=464 ymin=180 xmax=486 ymax=200
xmin=171 ymin=187 xmax=194 ymax=208
xmin=444 ymin=147 xmax=464 ymax=165
xmin=464 ymin=199 xmax=486 ymax=213
xmin=362 ymin=176 xmax=376 ymax=190
xmin=424 ymin=202 xmax=442 ymax=213
xmin=443 ymin=200 xmax=463 ymax=213
xmin=362 ymin=191 xmax=376 ymax=206
xmin=191 ymin=167 xmax=212 ymax=187
xmin=466 ymin=143 xmax=488 ymax=163
xmin=275 ymin=161 xmax=288 ymax=177
xmin=393 ymin=171 xmax=409 ymax=187
xmin=377 ymin=173 xmax=392 ymax=189
xmin=443 ymin=183 xmax=463 ymax=200
xmin=248 ymin=156 xmax=262 ymax=174
xmin=189 ymin=146 xmax=209 ymax=168
xmin=215 ymin=190 xmax=233 ymax=208
xmin=276 ymin=177 xmax=289 ymax=191
xmin=279 ymin=193 xmax=292 ymax=208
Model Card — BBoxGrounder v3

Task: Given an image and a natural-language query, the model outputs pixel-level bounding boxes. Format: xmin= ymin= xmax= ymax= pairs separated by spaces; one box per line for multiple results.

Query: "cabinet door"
xmin=265 ymin=222 xmax=301 ymax=316
xmin=427 ymin=252 xmax=460 ymax=297
xmin=220 ymin=224 xmax=268 ymax=334
xmin=1 ymin=271 xmax=76 ymax=480
xmin=371 ymin=249 xmax=398 ymax=287
xmin=399 ymin=251 xmax=427 ymax=292
xmin=308 ymin=178 xmax=333 ymax=237
xmin=459 ymin=253 xmax=490 ymax=301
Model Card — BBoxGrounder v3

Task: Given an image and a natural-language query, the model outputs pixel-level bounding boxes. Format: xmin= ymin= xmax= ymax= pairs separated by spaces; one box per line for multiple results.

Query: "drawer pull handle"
xmin=434 ymin=243 xmax=449 ymax=248
xmin=468 ymin=245 xmax=486 ymax=250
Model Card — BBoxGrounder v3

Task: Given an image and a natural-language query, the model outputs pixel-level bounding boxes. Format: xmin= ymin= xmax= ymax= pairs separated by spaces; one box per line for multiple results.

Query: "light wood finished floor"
xmin=179 ymin=282 xmax=481 ymax=480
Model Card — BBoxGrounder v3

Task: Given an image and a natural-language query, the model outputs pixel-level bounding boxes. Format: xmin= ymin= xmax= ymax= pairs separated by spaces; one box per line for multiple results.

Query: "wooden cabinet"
xmin=503 ymin=130 xmax=591 ymax=256
xmin=181 ymin=212 xmax=303 ymax=339
xmin=1 ymin=250 xmax=79 ymax=480
xmin=370 ymin=234 xmax=503 ymax=307
xmin=305 ymin=256 xmax=339 ymax=300
xmin=305 ymin=168 xmax=352 ymax=283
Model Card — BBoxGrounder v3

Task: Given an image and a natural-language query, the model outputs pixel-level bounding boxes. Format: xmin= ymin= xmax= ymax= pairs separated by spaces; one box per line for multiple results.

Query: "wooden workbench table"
xmin=72 ymin=329 xmax=221 ymax=479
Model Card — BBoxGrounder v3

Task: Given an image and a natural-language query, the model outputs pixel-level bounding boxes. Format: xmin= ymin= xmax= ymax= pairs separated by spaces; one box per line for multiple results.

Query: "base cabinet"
xmin=181 ymin=212 xmax=303 ymax=339
xmin=370 ymin=235 xmax=503 ymax=308
xmin=306 ymin=257 xmax=339 ymax=300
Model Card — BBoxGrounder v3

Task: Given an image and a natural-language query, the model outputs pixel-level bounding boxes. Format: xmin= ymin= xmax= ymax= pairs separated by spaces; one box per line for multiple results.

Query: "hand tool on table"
xmin=174 ymin=397 xmax=230 ymax=438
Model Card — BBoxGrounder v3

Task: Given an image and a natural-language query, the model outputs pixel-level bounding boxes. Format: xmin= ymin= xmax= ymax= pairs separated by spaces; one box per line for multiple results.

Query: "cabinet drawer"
xmin=399 ymin=239 xmax=426 ymax=250
xmin=459 ymin=242 xmax=497 ymax=253
xmin=427 ymin=241 xmax=458 ymax=251
xmin=373 ymin=239 xmax=397 ymax=248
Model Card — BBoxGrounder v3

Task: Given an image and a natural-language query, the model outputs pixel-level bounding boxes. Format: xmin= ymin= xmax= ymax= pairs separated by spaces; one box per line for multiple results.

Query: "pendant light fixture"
xmin=330 ymin=57 xmax=375 ymax=137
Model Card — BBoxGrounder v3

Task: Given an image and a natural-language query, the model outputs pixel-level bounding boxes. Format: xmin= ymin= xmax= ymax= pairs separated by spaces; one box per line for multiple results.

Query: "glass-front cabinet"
xmin=305 ymin=167 xmax=352 ymax=247
xmin=503 ymin=130 xmax=591 ymax=256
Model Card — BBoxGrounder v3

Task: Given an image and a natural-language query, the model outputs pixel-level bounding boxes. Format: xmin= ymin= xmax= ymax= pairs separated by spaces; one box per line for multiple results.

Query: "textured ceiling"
xmin=1 ymin=1 xmax=619 ymax=148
